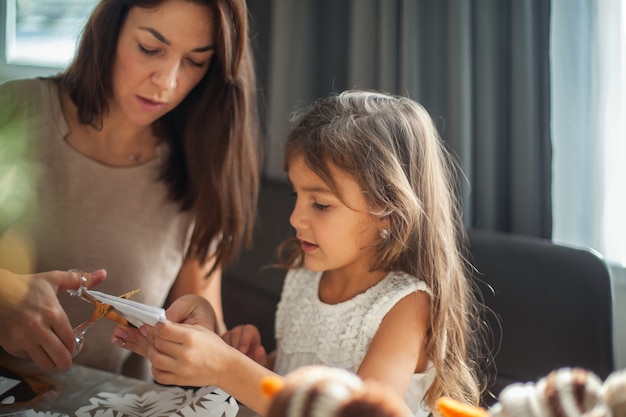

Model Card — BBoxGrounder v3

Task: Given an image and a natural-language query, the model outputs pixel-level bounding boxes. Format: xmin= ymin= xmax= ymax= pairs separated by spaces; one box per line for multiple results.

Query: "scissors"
xmin=67 ymin=272 xmax=140 ymax=357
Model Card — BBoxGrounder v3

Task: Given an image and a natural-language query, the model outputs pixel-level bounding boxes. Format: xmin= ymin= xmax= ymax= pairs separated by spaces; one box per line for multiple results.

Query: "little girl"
xmin=114 ymin=90 xmax=486 ymax=416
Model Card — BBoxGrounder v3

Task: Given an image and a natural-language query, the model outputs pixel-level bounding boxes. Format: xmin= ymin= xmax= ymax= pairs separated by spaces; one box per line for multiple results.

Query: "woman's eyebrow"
xmin=139 ymin=26 xmax=215 ymax=52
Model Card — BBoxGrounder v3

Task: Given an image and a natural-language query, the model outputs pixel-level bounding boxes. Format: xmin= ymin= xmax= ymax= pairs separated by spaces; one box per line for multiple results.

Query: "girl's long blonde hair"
xmin=279 ymin=90 xmax=487 ymax=410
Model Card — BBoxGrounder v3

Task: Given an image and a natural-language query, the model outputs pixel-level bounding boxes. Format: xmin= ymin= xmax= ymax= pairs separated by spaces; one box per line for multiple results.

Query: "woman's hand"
xmin=0 ymin=268 xmax=106 ymax=371
xmin=221 ymin=324 xmax=267 ymax=366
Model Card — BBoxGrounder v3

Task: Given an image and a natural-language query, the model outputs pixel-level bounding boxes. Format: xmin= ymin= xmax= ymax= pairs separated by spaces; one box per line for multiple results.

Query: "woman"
xmin=0 ymin=0 xmax=260 ymax=379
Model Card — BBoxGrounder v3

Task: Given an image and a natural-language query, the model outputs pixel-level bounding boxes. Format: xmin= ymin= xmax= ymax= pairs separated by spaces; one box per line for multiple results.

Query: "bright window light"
xmin=604 ymin=4 xmax=626 ymax=266
xmin=5 ymin=0 xmax=97 ymax=68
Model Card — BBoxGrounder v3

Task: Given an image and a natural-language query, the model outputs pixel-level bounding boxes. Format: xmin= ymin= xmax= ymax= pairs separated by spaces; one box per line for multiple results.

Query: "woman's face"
xmin=112 ymin=0 xmax=216 ymax=126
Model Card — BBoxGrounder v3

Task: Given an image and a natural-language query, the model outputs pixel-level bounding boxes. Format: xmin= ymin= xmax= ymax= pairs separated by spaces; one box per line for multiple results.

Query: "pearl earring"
xmin=380 ymin=228 xmax=389 ymax=240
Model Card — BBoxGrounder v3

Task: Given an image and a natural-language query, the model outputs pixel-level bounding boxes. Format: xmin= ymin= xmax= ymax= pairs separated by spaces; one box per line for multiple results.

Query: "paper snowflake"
xmin=74 ymin=386 xmax=239 ymax=417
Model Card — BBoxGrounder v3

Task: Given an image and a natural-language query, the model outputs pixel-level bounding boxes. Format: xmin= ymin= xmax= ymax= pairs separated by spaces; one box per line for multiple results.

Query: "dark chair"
xmin=466 ymin=229 xmax=615 ymax=405
xmin=222 ymin=276 xmax=280 ymax=352
xmin=222 ymin=179 xmax=293 ymax=353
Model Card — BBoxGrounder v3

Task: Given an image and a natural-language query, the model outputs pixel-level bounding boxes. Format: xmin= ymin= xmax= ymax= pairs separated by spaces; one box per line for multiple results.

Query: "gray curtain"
xmin=247 ymin=0 xmax=552 ymax=238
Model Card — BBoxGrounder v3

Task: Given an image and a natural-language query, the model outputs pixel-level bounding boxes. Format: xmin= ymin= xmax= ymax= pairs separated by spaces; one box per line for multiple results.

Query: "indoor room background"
xmin=1 ymin=0 xmax=624 ymax=369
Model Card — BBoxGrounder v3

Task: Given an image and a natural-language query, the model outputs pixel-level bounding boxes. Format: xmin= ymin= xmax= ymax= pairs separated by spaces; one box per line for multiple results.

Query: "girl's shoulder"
xmin=380 ymin=270 xmax=431 ymax=296
xmin=363 ymin=271 xmax=431 ymax=316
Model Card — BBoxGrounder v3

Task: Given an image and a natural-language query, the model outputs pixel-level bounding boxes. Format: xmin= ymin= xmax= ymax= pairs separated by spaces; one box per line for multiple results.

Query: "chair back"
xmin=467 ymin=229 xmax=614 ymax=402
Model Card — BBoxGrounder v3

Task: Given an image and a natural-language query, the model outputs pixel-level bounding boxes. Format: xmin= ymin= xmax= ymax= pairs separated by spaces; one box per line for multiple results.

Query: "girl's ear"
xmin=378 ymin=214 xmax=391 ymax=236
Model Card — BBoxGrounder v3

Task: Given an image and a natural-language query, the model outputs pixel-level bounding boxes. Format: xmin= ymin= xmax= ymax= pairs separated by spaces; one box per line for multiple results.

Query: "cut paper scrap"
xmin=175 ymin=389 xmax=239 ymax=417
xmin=74 ymin=386 xmax=238 ymax=417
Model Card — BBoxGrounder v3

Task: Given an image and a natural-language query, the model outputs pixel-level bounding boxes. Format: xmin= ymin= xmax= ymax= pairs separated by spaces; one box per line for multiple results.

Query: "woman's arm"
xmin=357 ymin=290 xmax=431 ymax=399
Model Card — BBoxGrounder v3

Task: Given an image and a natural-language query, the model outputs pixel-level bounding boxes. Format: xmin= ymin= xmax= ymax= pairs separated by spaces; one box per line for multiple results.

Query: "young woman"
xmin=0 ymin=0 xmax=260 ymax=379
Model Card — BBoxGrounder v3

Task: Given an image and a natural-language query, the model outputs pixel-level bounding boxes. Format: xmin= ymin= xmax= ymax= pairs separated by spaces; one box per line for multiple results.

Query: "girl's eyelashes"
xmin=313 ymin=202 xmax=330 ymax=211
xmin=290 ymin=191 xmax=329 ymax=211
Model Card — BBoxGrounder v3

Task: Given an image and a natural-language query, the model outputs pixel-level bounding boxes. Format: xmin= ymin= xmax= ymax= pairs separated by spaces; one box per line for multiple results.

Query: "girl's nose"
xmin=289 ymin=201 xmax=306 ymax=230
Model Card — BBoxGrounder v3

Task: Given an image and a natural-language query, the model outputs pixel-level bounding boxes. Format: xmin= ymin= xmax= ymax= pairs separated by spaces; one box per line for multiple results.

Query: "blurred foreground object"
xmin=437 ymin=367 xmax=626 ymax=417
xmin=262 ymin=365 xmax=412 ymax=417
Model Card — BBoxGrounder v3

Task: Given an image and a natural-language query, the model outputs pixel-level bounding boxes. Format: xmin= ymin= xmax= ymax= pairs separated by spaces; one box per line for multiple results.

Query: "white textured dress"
xmin=274 ymin=268 xmax=436 ymax=417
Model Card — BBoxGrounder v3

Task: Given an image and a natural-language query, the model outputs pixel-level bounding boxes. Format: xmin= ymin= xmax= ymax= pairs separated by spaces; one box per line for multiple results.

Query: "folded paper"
xmin=86 ymin=289 xmax=167 ymax=327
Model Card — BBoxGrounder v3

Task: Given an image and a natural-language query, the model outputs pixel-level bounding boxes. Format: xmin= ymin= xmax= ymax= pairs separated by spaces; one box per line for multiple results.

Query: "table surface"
xmin=0 ymin=351 xmax=257 ymax=417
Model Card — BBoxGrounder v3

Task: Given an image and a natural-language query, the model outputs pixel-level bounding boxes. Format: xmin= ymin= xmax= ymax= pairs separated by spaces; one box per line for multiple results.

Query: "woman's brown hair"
xmin=57 ymin=0 xmax=261 ymax=272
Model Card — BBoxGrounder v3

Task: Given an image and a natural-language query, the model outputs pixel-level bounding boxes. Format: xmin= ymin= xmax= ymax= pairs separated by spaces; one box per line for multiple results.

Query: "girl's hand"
xmin=119 ymin=317 xmax=276 ymax=415
xmin=164 ymin=294 xmax=218 ymax=330
xmin=112 ymin=294 xmax=218 ymax=356
xmin=148 ymin=321 xmax=231 ymax=387
xmin=112 ymin=324 xmax=152 ymax=357
xmin=0 ymin=268 xmax=106 ymax=371
xmin=222 ymin=324 xmax=267 ymax=366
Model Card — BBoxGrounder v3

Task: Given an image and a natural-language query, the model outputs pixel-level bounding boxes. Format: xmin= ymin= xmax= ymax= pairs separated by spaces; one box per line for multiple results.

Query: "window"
xmin=551 ymin=0 xmax=626 ymax=267
xmin=551 ymin=0 xmax=626 ymax=370
xmin=1 ymin=0 xmax=97 ymax=80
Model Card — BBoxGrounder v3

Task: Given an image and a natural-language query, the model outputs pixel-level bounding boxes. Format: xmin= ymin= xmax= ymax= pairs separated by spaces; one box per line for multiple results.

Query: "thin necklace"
xmin=129 ymin=152 xmax=142 ymax=163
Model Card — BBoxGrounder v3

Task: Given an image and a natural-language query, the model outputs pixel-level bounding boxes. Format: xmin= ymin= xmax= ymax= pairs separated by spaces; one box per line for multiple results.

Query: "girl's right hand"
xmin=112 ymin=294 xmax=219 ymax=357
xmin=163 ymin=294 xmax=218 ymax=330
xmin=0 ymin=268 xmax=106 ymax=371
xmin=148 ymin=321 xmax=232 ymax=387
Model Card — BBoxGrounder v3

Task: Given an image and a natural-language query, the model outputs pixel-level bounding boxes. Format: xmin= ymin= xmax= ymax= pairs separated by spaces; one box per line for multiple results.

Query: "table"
xmin=0 ymin=351 xmax=257 ymax=417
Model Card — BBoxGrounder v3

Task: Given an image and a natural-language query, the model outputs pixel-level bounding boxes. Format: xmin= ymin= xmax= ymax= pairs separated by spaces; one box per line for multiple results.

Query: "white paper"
xmin=0 ymin=377 xmax=19 ymax=397
xmin=86 ymin=289 xmax=167 ymax=327
xmin=74 ymin=386 xmax=238 ymax=417
xmin=11 ymin=386 xmax=239 ymax=417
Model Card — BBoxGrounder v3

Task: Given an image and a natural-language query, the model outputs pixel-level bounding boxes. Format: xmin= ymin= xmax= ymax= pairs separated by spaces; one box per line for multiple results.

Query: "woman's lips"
xmin=136 ymin=95 xmax=166 ymax=112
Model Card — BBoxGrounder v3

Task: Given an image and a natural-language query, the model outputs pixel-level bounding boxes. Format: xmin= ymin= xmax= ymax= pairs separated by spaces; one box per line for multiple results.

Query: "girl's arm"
xmin=149 ymin=320 xmax=276 ymax=416
xmin=114 ymin=295 xmax=269 ymax=364
xmin=356 ymin=290 xmax=431 ymax=399
xmin=165 ymin=256 xmax=226 ymax=334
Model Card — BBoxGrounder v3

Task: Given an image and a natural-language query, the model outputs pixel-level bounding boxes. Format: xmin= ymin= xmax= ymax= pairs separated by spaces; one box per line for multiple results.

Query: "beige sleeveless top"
xmin=0 ymin=78 xmax=194 ymax=378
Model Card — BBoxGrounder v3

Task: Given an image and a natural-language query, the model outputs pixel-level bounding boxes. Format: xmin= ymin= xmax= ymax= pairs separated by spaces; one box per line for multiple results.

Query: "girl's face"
xmin=288 ymin=155 xmax=387 ymax=279
xmin=111 ymin=0 xmax=216 ymax=126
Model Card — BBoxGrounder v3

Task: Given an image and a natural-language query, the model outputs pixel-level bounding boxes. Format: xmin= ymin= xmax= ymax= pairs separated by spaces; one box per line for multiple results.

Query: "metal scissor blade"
xmin=93 ymin=288 xmax=141 ymax=325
